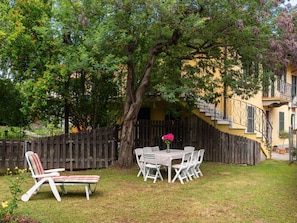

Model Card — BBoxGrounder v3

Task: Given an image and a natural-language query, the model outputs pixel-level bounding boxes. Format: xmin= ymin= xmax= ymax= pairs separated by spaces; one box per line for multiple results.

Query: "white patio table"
xmin=145 ymin=149 xmax=189 ymax=183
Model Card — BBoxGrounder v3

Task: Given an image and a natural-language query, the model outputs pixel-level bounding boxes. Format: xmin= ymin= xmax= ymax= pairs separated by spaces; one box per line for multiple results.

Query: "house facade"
xmin=138 ymin=65 xmax=297 ymax=160
xmin=262 ymin=65 xmax=297 ymax=148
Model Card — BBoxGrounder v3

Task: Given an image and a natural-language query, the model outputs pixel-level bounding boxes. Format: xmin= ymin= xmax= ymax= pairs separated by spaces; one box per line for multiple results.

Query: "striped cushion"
xmin=29 ymin=152 xmax=99 ymax=185
xmin=52 ymin=176 xmax=68 ymax=183
xmin=29 ymin=153 xmax=45 ymax=177
xmin=52 ymin=175 xmax=99 ymax=184
xmin=64 ymin=175 xmax=100 ymax=184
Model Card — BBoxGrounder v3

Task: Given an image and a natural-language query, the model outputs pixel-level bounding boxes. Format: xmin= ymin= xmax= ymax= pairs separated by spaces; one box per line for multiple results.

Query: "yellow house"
xmin=202 ymin=62 xmax=297 ymax=157
xmin=263 ymin=65 xmax=297 ymax=148
xmin=138 ymin=62 xmax=297 ymax=160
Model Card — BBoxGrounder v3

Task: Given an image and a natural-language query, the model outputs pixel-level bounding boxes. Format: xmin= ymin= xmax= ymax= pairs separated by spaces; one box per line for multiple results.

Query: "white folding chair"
xmin=187 ymin=150 xmax=199 ymax=180
xmin=143 ymin=147 xmax=152 ymax=153
xmin=143 ymin=153 xmax=163 ymax=183
xmin=151 ymin=146 xmax=160 ymax=151
xmin=172 ymin=152 xmax=192 ymax=184
xmin=194 ymin=149 xmax=205 ymax=177
xmin=184 ymin=146 xmax=195 ymax=152
xmin=134 ymin=148 xmax=145 ymax=177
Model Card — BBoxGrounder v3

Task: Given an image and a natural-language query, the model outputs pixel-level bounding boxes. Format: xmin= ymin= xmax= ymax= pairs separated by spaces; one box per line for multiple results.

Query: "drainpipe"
xmin=223 ymin=92 xmax=227 ymax=119
xmin=223 ymin=45 xmax=227 ymax=120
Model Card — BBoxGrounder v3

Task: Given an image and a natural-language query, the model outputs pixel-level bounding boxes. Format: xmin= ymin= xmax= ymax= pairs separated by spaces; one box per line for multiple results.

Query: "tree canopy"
xmin=0 ymin=0 xmax=297 ymax=166
xmin=0 ymin=78 xmax=27 ymax=126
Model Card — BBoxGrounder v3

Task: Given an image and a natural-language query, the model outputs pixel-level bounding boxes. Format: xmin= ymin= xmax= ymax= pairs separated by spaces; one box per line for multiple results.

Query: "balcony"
xmin=262 ymin=79 xmax=291 ymax=108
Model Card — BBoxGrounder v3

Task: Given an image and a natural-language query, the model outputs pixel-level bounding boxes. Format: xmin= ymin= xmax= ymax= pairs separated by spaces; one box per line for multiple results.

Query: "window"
xmin=291 ymin=114 xmax=295 ymax=130
xmin=292 ymin=76 xmax=297 ymax=97
xmin=243 ymin=63 xmax=251 ymax=76
xmin=247 ymin=106 xmax=254 ymax=133
xmin=277 ymin=76 xmax=281 ymax=91
xmin=243 ymin=62 xmax=259 ymax=77
xmin=271 ymin=80 xmax=275 ymax=97
xmin=279 ymin=112 xmax=285 ymax=132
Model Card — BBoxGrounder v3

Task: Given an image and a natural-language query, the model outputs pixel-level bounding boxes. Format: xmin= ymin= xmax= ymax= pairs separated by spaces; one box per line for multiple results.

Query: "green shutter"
xmin=247 ymin=106 xmax=254 ymax=133
xmin=279 ymin=112 xmax=284 ymax=132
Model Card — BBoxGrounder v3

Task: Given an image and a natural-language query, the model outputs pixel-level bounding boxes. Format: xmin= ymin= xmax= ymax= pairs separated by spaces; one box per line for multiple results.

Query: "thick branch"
xmin=135 ymin=29 xmax=181 ymax=102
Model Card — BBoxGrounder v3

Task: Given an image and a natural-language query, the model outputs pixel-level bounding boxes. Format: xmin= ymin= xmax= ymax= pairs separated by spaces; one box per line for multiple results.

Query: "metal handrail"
xmin=197 ymin=98 xmax=272 ymax=145
xmin=227 ymin=98 xmax=272 ymax=145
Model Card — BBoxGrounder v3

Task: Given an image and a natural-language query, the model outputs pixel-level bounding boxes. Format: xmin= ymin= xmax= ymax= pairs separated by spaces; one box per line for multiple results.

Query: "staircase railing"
xmin=198 ymin=98 xmax=272 ymax=145
xmin=228 ymin=99 xmax=272 ymax=144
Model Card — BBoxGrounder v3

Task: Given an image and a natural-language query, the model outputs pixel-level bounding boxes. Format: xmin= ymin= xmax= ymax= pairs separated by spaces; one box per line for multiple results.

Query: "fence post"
xmin=67 ymin=139 xmax=74 ymax=172
xmin=23 ymin=140 xmax=28 ymax=169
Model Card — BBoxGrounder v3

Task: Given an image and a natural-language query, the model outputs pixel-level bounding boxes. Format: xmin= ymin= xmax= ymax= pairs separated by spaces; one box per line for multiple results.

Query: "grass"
xmin=1 ymin=160 xmax=297 ymax=223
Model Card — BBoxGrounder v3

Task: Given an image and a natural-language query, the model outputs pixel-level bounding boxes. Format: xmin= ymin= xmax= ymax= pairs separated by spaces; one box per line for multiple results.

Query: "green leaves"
xmin=0 ymin=0 xmax=295 ymax=132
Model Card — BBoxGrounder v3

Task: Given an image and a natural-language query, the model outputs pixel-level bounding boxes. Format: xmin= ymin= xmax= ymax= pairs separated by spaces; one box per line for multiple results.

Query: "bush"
xmin=0 ymin=167 xmax=32 ymax=222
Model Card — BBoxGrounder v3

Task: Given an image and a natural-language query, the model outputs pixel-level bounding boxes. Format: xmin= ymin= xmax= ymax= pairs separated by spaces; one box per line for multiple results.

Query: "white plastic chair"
xmin=187 ymin=150 xmax=199 ymax=180
xmin=143 ymin=153 xmax=163 ymax=183
xmin=134 ymin=148 xmax=145 ymax=177
xmin=194 ymin=149 xmax=205 ymax=177
xmin=184 ymin=146 xmax=195 ymax=152
xmin=172 ymin=152 xmax=192 ymax=184
xmin=143 ymin=147 xmax=152 ymax=153
xmin=151 ymin=146 xmax=160 ymax=151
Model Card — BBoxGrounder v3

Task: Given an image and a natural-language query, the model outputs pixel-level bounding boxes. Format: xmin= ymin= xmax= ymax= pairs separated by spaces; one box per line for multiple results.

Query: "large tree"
xmin=88 ymin=0 xmax=293 ymax=167
xmin=1 ymin=0 xmax=297 ymax=168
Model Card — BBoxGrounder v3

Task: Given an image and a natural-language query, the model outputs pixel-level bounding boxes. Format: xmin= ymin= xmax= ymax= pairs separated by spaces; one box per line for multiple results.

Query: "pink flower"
xmin=162 ymin=133 xmax=174 ymax=142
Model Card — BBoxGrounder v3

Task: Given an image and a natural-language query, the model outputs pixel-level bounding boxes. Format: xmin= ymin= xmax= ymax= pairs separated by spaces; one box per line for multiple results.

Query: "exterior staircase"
xmin=190 ymin=98 xmax=271 ymax=159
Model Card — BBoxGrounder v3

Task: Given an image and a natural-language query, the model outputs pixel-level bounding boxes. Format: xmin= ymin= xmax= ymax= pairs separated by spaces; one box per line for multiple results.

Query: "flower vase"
xmin=166 ymin=144 xmax=170 ymax=153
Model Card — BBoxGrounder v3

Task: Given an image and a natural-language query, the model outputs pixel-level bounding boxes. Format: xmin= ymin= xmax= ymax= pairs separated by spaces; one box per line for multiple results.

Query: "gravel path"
xmin=271 ymin=151 xmax=290 ymax=161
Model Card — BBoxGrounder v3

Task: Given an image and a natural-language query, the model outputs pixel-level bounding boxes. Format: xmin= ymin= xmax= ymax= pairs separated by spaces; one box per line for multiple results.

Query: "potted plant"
xmin=279 ymin=130 xmax=289 ymax=154
xmin=273 ymin=145 xmax=278 ymax=152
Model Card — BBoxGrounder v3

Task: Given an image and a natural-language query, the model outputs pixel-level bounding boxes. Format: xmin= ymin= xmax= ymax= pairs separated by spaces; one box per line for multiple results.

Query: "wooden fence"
xmin=0 ymin=140 xmax=24 ymax=170
xmin=0 ymin=116 xmax=261 ymax=170
xmin=135 ymin=117 xmax=261 ymax=165
xmin=0 ymin=127 xmax=117 ymax=170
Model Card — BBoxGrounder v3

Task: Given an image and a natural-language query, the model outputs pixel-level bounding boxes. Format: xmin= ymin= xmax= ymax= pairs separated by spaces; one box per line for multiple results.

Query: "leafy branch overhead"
xmin=1 ymin=0 xmax=297 ymax=166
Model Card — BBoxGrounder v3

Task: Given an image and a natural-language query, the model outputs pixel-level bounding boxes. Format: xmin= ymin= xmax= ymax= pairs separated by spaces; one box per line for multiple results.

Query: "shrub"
xmin=0 ymin=167 xmax=27 ymax=221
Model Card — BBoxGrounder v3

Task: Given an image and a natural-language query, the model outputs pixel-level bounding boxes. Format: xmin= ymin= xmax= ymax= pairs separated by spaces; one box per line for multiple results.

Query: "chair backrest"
xmin=151 ymin=146 xmax=160 ymax=152
xmin=184 ymin=146 xmax=195 ymax=152
xmin=190 ymin=150 xmax=199 ymax=165
xmin=134 ymin=148 xmax=144 ymax=165
xmin=181 ymin=152 xmax=192 ymax=167
xmin=197 ymin=149 xmax=205 ymax=164
xmin=143 ymin=147 xmax=152 ymax=153
xmin=143 ymin=153 xmax=157 ymax=165
xmin=25 ymin=151 xmax=45 ymax=182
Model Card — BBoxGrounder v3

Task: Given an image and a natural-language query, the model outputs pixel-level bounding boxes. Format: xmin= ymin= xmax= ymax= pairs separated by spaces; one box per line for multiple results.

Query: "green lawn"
xmin=1 ymin=160 xmax=297 ymax=223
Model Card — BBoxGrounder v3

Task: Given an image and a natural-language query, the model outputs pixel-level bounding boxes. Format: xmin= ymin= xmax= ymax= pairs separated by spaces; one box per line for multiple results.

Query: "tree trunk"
xmin=116 ymin=57 xmax=154 ymax=167
xmin=116 ymin=30 xmax=181 ymax=168
xmin=64 ymin=80 xmax=70 ymax=134
xmin=117 ymin=115 xmax=136 ymax=167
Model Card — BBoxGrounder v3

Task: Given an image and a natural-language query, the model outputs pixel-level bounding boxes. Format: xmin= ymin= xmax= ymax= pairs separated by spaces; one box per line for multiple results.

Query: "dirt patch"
xmin=0 ymin=215 xmax=40 ymax=223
